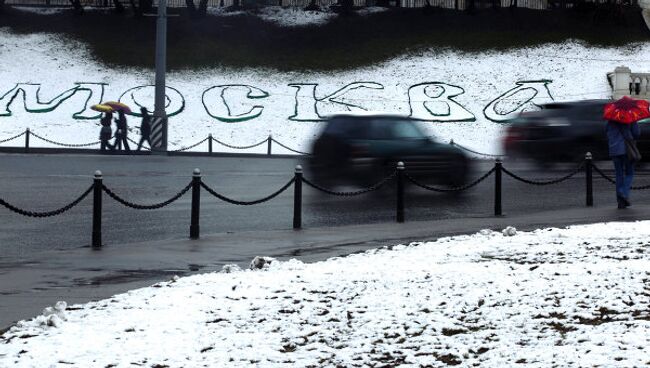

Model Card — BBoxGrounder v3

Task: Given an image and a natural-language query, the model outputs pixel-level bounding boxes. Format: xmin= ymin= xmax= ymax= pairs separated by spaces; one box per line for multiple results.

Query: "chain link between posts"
xmin=169 ymin=137 xmax=210 ymax=152
xmin=405 ymin=168 xmax=496 ymax=192
xmin=211 ymin=136 xmax=269 ymax=150
xmin=200 ymin=178 xmax=295 ymax=205
xmin=0 ymin=131 xmax=26 ymax=144
xmin=301 ymin=172 xmax=397 ymax=196
xmin=3 ymin=131 xmax=306 ymax=155
xmin=0 ymin=185 xmax=93 ymax=218
xmin=30 ymin=131 xmax=101 ymax=148
xmin=270 ymin=138 xmax=309 ymax=155
xmin=102 ymin=183 xmax=192 ymax=209
xmin=501 ymin=162 xmax=585 ymax=186
xmin=591 ymin=163 xmax=650 ymax=190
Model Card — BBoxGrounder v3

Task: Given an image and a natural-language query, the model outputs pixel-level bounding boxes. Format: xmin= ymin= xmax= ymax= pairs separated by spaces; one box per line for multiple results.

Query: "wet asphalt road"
xmin=1 ymin=153 xmax=649 ymax=261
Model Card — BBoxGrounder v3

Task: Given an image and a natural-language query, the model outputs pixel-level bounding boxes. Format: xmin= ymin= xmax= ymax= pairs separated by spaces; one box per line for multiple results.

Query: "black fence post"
xmin=494 ymin=159 xmax=502 ymax=216
xmin=190 ymin=168 xmax=201 ymax=239
xmin=396 ymin=161 xmax=405 ymax=223
xmin=92 ymin=170 xmax=103 ymax=248
xmin=293 ymin=165 xmax=303 ymax=230
xmin=585 ymin=152 xmax=593 ymax=207
xmin=24 ymin=128 xmax=30 ymax=153
xmin=267 ymin=135 xmax=272 ymax=155
xmin=208 ymin=134 xmax=213 ymax=154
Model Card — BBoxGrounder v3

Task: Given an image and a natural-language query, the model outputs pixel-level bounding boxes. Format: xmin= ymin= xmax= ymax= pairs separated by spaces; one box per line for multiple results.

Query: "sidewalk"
xmin=1 ymin=203 xmax=648 ymax=330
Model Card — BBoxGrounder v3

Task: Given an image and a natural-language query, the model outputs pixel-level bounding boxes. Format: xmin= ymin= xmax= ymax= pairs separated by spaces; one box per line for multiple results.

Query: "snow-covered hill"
xmin=1 ymin=27 xmax=649 ymax=154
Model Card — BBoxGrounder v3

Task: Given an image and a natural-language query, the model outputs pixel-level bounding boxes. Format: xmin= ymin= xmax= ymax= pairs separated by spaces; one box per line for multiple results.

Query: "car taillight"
xmin=504 ymin=126 xmax=523 ymax=150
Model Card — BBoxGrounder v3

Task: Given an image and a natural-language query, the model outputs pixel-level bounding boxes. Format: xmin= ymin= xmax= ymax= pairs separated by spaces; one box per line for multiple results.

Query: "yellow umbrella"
xmin=91 ymin=104 xmax=114 ymax=113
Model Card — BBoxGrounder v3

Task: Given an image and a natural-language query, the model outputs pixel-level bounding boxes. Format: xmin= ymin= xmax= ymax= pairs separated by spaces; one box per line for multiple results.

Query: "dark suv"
xmin=308 ymin=114 xmax=471 ymax=188
xmin=504 ymin=99 xmax=650 ymax=165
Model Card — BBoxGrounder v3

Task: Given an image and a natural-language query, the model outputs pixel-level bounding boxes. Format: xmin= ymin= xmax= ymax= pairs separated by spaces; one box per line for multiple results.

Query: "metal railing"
xmin=1 ymin=152 xmax=647 ymax=248
xmin=0 ymin=128 xmax=307 ymax=156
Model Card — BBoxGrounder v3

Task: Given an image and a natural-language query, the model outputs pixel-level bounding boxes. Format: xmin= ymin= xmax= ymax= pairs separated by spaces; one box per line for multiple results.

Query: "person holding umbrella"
xmin=91 ymin=104 xmax=115 ymax=153
xmin=113 ymin=110 xmax=131 ymax=152
xmin=137 ymin=107 xmax=152 ymax=151
xmin=99 ymin=111 xmax=115 ymax=152
xmin=102 ymin=101 xmax=132 ymax=152
xmin=604 ymin=96 xmax=647 ymax=209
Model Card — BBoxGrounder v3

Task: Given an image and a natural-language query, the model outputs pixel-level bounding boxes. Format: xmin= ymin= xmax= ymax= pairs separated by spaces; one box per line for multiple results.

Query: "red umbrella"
xmin=103 ymin=101 xmax=132 ymax=114
xmin=603 ymin=96 xmax=650 ymax=124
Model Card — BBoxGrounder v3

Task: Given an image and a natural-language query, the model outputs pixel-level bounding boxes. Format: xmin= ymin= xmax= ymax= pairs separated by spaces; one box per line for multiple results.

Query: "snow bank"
xmin=2 ymin=221 xmax=650 ymax=367
xmin=1 ymin=28 xmax=649 ymax=154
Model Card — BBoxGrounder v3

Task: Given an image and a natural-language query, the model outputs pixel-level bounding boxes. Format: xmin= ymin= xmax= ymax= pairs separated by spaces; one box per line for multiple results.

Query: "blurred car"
xmin=308 ymin=114 xmax=471 ymax=188
xmin=503 ymin=99 xmax=650 ymax=165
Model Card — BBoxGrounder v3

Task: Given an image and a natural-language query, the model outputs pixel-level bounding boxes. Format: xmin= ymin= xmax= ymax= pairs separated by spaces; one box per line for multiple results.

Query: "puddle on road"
xmin=72 ymin=268 xmax=193 ymax=286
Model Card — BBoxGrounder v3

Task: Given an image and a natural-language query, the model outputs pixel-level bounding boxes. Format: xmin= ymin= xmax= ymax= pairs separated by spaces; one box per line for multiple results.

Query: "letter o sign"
xmin=118 ymin=85 xmax=185 ymax=117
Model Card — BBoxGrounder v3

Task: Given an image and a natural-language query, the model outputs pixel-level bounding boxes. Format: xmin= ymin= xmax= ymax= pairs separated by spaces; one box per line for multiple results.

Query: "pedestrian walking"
xmin=603 ymin=96 xmax=648 ymax=209
xmin=99 ymin=112 xmax=114 ymax=152
xmin=137 ymin=107 xmax=152 ymax=151
xmin=113 ymin=110 xmax=131 ymax=152
xmin=606 ymin=120 xmax=640 ymax=209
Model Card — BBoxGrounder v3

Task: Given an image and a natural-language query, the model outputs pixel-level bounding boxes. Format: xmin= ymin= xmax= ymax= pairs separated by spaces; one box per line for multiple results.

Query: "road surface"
xmin=1 ymin=153 xmax=647 ymax=260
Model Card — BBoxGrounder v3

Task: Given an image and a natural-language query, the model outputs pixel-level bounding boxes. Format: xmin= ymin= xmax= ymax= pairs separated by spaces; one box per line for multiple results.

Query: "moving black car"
xmin=308 ymin=114 xmax=471 ymax=188
xmin=503 ymin=99 xmax=650 ymax=165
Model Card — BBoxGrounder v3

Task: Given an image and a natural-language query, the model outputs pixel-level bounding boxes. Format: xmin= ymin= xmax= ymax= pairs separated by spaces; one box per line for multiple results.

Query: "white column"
xmin=613 ymin=66 xmax=631 ymax=100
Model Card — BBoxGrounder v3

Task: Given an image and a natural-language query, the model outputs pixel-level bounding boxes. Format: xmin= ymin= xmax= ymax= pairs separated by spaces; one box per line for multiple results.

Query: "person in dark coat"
xmin=606 ymin=120 xmax=640 ymax=209
xmin=113 ymin=110 xmax=130 ymax=152
xmin=137 ymin=107 xmax=152 ymax=151
xmin=99 ymin=112 xmax=114 ymax=152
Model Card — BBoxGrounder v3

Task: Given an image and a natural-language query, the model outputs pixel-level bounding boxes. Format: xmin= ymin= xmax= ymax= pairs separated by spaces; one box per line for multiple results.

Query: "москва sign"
xmin=0 ymin=80 xmax=554 ymax=123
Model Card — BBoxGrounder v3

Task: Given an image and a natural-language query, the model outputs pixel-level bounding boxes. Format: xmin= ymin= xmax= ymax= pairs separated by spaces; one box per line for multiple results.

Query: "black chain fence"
xmin=30 ymin=131 xmax=101 ymax=148
xmin=211 ymin=136 xmax=268 ymax=150
xmin=0 ymin=185 xmax=93 ymax=218
xmin=591 ymin=164 xmax=617 ymax=184
xmin=501 ymin=162 xmax=584 ymax=186
xmin=4 ymin=155 xmax=650 ymax=247
xmin=169 ymin=137 xmax=210 ymax=152
xmin=405 ymin=167 xmax=496 ymax=192
xmin=302 ymin=171 xmax=396 ymax=196
xmin=591 ymin=163 xmax=650 ymax=190
xmin=201 ymin=178 xmax=295 ymax=205
xmin=270 ymin=137 xmax=309 ymax=155
xmin=102 ymin=183 xmax=192 ymax=209
xmin=0 ymin=131 xmax=26 ymax=144
xmin=1 ymin=130 xmax=311 ymax=155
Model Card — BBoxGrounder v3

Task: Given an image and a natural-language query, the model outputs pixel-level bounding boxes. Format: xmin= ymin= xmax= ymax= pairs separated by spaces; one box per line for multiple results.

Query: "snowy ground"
xmin=1 ymin=221 xmax=650 ymax=367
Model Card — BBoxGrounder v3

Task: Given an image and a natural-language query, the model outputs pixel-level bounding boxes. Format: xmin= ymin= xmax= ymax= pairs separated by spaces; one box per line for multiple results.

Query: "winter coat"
xmin=115 ymin=115 xmax=128 ymax=133
xmin=100 ymin=115 xmax=112 ymax=127
xmin=140 ymin=115 xmax=151 ymax=138
xmin=100 ymin=126 xmax=112 ymax=141
xmin=606 ymin=121 xmax=640 ymax=157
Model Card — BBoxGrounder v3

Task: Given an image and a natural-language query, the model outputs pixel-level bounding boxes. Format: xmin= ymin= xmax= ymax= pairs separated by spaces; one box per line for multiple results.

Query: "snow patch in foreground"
xmin=2 ymin=222 xmax=650 ymax=367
